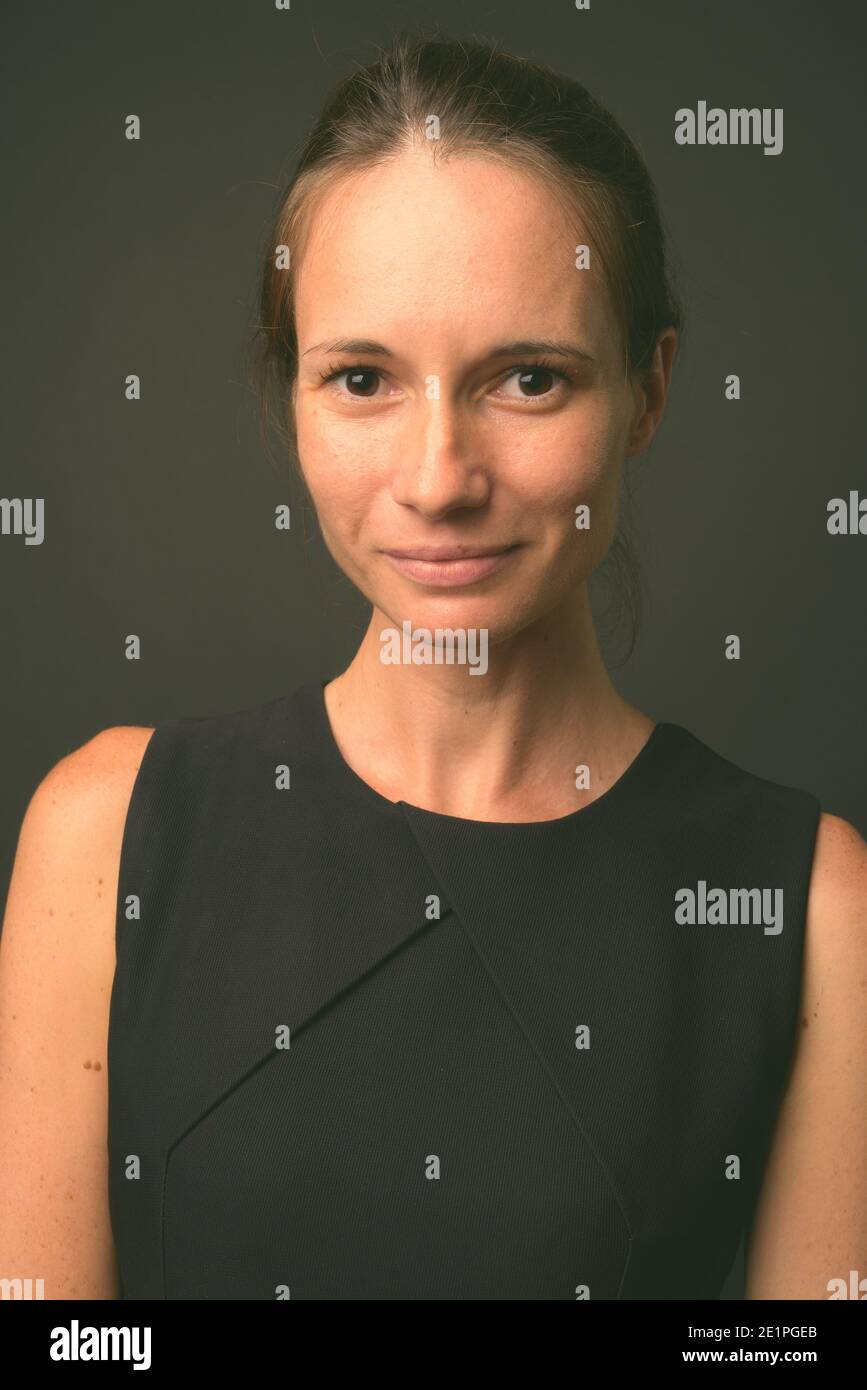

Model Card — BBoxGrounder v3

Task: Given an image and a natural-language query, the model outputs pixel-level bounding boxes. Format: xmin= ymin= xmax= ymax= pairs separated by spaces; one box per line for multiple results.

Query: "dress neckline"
xmin=301 ymin=677 xmax=677 ymax=832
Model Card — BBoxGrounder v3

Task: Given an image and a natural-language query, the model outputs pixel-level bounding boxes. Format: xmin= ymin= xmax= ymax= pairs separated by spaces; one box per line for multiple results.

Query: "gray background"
xmin=1 ymin=0 xmax=864 ymax=1300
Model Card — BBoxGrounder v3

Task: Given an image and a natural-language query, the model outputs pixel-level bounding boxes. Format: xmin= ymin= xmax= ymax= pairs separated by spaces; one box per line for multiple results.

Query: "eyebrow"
xmin=302 ymin=337 xmax=596 ymax=365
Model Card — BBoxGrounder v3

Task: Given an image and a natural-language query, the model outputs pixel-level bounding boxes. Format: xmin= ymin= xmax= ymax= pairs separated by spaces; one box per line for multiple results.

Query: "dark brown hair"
xmin=248 ymin=32 xmax=684 ymax=662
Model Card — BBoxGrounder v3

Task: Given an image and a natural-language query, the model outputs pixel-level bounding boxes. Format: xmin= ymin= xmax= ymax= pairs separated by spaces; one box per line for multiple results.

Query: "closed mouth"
xmin=382 ymin=545 xmax=517 ymax=561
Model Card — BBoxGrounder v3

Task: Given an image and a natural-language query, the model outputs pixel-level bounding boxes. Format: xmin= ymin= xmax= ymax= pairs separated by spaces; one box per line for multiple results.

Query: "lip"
xmin=381 ymin=544 xmax=520 ymax=587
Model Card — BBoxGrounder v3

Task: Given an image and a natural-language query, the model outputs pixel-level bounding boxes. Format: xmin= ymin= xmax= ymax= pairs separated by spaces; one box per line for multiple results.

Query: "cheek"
xmin=511 ymin=404 xmax=625 ymax=540
xmin=295 ymin=410 xmax=379 ymax=540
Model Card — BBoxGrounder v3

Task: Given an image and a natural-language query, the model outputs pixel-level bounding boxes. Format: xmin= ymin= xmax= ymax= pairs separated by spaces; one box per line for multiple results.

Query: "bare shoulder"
xmin=30 ymin=723 xmax=157 ymax=817
xmin=3 ymin=723 xmax=156 ymax=952
xmin=807 ymin=810 xmax=867 ymax=905
xmin=3 ymin=725 xmax=157 ymax=940
xmin=744 ymin=811 xmax=867 ymax=1299
xmin=802 ymin=812 xmax=867 ymax=1009
xmin=0 ymin=724 xmax=155 ymax=1299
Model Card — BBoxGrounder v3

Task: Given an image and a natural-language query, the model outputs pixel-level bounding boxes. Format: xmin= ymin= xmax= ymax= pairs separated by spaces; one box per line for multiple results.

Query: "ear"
xmin=625 ymin=327 xmax=679 ymax=457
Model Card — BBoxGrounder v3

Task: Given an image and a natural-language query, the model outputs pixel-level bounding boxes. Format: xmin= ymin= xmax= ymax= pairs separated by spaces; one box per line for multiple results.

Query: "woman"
xmin=1 ymin=35 xmax=865 ymax=1301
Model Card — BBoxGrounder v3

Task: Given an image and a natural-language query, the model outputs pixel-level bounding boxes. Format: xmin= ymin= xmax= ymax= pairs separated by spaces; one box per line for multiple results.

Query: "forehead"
xmin=293 ymin=148 xmax=615 ymax=351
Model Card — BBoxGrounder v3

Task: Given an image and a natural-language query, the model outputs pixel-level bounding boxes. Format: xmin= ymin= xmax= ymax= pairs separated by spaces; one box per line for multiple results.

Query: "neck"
xmin=322 ymin=584 xmax=654 ymax=821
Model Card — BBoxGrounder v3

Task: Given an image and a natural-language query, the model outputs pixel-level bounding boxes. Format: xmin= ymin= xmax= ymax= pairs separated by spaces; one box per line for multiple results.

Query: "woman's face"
xmin=292 ymin=146 xmax=655 ymax=642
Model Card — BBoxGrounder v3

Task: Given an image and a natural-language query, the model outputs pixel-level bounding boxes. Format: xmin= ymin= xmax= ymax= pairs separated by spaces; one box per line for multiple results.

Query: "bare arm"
xmin=0 ymin=726 xmax=154 ymax=1300
xmin=745 ymin=812 xmax=867 ymax=1299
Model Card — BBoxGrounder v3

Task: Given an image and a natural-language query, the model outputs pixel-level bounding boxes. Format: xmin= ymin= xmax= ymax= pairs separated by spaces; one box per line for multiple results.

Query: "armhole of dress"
xmin=108 ymin=717 xmax=186 ymax=1290
xmin=742 ymin=786 xmax=824 ymax=1264
xmin=794 ymin=787 xmax=824 ymax=976
xmin=111 ymin=717 xmax=192 ymax=977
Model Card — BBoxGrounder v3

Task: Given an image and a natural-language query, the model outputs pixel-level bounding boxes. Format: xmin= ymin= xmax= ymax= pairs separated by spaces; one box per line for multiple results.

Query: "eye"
xmin=494 ymin=363 xmax=573 ymax=402
xmin=317 ymin=364 xmax=390 ymax=399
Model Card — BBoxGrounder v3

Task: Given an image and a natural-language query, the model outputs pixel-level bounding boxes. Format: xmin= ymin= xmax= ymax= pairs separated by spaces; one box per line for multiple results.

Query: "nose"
xmin=389 ymin=396 xmax=491 ymax=519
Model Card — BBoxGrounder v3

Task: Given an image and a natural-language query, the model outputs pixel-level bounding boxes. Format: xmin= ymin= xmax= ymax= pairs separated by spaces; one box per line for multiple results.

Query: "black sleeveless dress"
xmin=107 ymin=679 xmax=821 ymax=1300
